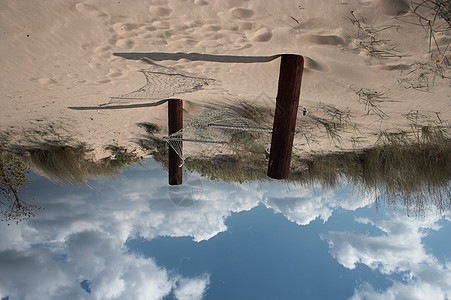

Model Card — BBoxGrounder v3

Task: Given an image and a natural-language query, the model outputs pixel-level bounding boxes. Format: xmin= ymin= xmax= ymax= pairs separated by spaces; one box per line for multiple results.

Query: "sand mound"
xmin=0 ymin=0 xmax=450 ymax=159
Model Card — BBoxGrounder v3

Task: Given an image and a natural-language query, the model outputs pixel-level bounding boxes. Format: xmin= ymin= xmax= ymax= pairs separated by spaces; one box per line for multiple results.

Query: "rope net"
xmin=165 ymin=109 xmax=272 ymax=165
xmin=108 ymin=64 xmax=215 ymax=104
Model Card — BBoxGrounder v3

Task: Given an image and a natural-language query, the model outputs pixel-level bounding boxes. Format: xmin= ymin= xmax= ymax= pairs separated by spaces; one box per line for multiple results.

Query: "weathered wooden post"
xmin=268 ymin=54 xmax=304 ymax=179
xmin=168 ymin=99 xmax=183 ymax=185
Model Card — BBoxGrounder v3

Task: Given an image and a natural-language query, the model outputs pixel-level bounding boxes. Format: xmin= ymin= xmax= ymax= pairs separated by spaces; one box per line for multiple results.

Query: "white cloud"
xmin=0 ymin=248 xmax=77 ymax=299
xmin=0 ymin=229 xmax=209 ymax=300
xmin=4 ymin=162 xmax=371 ymax=249
xmin=174 ymin=275 xmax=211 ymax=300
xmin=351 ymin=280 xmax=448 ymax=300
xmin=3 ymin=159 xmax=446 ymax=299
xmin=262 ymin=181 xmax=374 ymax=225
xmin=0 ymin=162 xmax=253 ymax=299
xmin=322 ymin=212 xmax=451 ymax=299
xmin=322 ymin=213 xmax=441 ymax=273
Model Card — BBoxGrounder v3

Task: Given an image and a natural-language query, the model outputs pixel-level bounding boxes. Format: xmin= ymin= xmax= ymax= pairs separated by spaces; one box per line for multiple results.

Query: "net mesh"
xmin=165 ymin=109 xmax=272 ymax=165
xmin=108 ymin=64 xmax=215 ymax=104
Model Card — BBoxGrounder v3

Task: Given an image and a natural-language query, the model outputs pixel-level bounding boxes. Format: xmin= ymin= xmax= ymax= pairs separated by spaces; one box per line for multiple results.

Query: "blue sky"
xmin=0 ymin=158 xmax=450 ymax=299
xmin=126 ymin=204 xmax=395 ymax=300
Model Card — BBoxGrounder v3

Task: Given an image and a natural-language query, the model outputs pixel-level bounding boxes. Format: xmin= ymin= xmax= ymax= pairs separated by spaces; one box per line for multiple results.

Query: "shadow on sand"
xmin=68 ymin=99 xmax=169 ymax=110
xmin=113 ymin=52 xmax=281 ymax=63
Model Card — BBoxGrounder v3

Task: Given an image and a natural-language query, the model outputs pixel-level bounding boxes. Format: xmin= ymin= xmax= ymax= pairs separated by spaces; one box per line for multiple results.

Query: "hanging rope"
xmin=165 ymin=109 xmax=272 ymax=165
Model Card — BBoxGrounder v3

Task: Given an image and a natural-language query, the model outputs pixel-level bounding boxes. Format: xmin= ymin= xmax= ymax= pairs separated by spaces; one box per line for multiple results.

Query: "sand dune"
xmin=1 ymin=0 xmax=450 ymax=159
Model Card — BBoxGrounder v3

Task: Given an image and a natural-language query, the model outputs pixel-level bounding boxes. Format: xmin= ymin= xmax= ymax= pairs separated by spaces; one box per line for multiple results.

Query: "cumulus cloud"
xmin=261 ymin=181 xmax=374 ymax=225
xmin=0 ymin=230 xmax=210 ymax=300
xmin=322 ymin=211 xmax=451 ymax=299
xmin=0 ymin=161 xmax=257 ymax=299
xmin=351 ymin=280 xmax=448 ymax=300
xmin=3 ymin=159 xmax=434 ymax=299
xmin=174 ymin=275 xmax=211 ymax=300
xmin=322 ymin=214 xmax=442 ymax=272
xmin=2 ymin=161 xmax=370 ymax=250
xmin=0 ymin=248 xmax=72 ymax=299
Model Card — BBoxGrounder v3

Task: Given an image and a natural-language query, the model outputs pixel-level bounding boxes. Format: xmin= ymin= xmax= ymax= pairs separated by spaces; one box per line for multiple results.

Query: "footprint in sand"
xmin=230 ymin=7 xmax=254 ymax=19
xmin=112 ymin=23 xmax=141 ymax=35
xmin=194 ymin=0 xmax=209 ymax=6
xmin=89 ymin=62 xmax=102 ymax=70
xmin=115 ymin=38 xmax=135 ymax=49
xmin=142 ymin=25 xmax=158 ymax=32
xmin=203 ymin=24 xmax=222 ymax=32
xmin=249 ymin=27 xmax=273 ymax=42
xmin=93 ymin=45 xmax=112 ymax=58
xmin=75 ymin=3 xmax=106 ymax=17
xmin=304 ymin=57 xmax=329 ymax=72
xmin=148 ymin=6 xmax=173 ymax=17
xmin=238 ymin=21 xmax=253 ymax=31
xmin=303 ymin=34 xmax=345 ymax=46
xmin=376 ymin=0 xmax=409 ymax=16
xmin=107 ymin=68 xmax=122 ymax=78
xmin=232 ymin=37 xmax=252 ymax=50
xmin=93 ymin=45 xmax=112 ymax=53
xmin=153 ymin=21 xmax=171 ymax=29
xmin=436 ymin=35 xmax=451 ymax=47
xmin=378 ymin=63 xmax=410 ymax=71
xmin=36 ymin=78 xmax=57 ymax=85
xmin=97 ymin=79 xmax=111 ymax=84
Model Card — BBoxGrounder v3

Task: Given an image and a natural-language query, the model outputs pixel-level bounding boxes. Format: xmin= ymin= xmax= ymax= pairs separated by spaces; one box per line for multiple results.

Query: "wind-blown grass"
xmin=301 ymin=103 xmax=356 ymax=145
xmin=28 ymin=144 xmax=141 ymax=184
xmin=147 ymin=112 xmax=451 ymax=216
xmin=290 ymin=120 xmax=451 ymax=216
xmin=138 ymin=101 xmax=451 ymax=216
xmin=347 ymin=11 xmax=406 ymax=58
xmin=397 ymin=1 xmax=451 ymax=89
xmin=355 ymin=88 xmax=390 ymax=120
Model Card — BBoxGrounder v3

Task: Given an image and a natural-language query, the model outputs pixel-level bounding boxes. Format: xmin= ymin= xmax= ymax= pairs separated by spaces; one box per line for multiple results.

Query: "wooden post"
xmin=168 ymin=99 xmax=183 ymax=185
xmin=268 ymin=55 xmax=304 ymax=179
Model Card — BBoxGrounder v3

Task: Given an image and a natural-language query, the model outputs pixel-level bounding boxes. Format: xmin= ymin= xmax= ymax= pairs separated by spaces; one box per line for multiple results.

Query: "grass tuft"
xmin=28 ymin=143 xmax=141 ymax=184
xmin=355 ymin=88 xmax=390 ymax=120
xmin=347 ymin=11 xmax=407 ymax=58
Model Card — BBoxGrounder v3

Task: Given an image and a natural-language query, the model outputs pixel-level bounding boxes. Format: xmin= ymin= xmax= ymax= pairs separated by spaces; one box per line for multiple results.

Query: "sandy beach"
xmin=1 ymin=2 xmax=451 ymax=299
xmin=1 ymin=0 xmax=450 ymax=159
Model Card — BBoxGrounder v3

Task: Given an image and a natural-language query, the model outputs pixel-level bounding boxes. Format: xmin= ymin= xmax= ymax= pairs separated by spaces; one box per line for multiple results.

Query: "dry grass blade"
xmin=304 ymin=104 xmax=357 ymax=145
xmin=295 ymin=119 xmax=320 ymax=148
xmin=355 ymin=88 xmax=390 ymax=120
xmin=406 ymin=1 xmax=451 ymax=81
xmin=347 ymin=11 xmax=407 ymax=58
xmin=402 ymin=109 xmax=450 ymax=142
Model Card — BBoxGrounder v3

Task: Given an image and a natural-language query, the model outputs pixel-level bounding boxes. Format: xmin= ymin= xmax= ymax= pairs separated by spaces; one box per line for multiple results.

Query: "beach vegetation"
xmin=135 ymin=123 xmax=169 ymax=167
xmin=28 ymin=143 xmax=141 ymax=185
xmin=347 ymin=10 xmax=406 ymax=58
xmin=290 ymin=113 xmax=451 ymax=216
xmin=0 ymin=151 xmax=40 ymax=224
xmin=144 ymin=105 xmax=451 ymax=216
xmin=397 ymin=1 xmax=451 ymax=89
xmin=354 ymin=88 xmax=390 ymax=120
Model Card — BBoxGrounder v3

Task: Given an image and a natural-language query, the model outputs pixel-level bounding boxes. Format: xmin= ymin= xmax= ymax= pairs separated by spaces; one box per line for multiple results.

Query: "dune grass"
xmin=135 ymin=123 xmax=169 ymax=168
xmin=132 ymin=100 xmax=451 ymax=216
xmin=410 ymin=0 xmax=451 ymax=57
xmin=355 ymin=88 xmax=390 ymax=119
xmin=28 ymin=143 xmax=141 ymax=184
xmin=226 ymin=99 xmax=274 ymax=125
xmin=290 ymin=117 xmax=451 ymax=216
xmin=301 ymin=103 xmax=357 ymax=145
xmin=397 ymin=1 xmax=451 ymax=89
xmin=347 ymin=10 xmax=406 ymax=58
xmin=176 ymin=129 xmax=451 ymax=216
xmin=398 ymin=62 xmax=441 ymax=91
xmin=137 ymin=122 xmax=161 ymax=135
